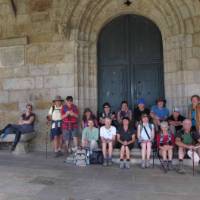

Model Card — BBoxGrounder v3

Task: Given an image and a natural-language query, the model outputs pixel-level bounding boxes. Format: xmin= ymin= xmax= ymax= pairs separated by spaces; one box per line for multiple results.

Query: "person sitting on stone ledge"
xmin=82 ymin=118 xmax=99 ymax=150
xmin=81 ymin=108 xmax=98 ymax=129
xmin=156 ymin=121 xmax=175 ymax=170
xmin=117 ymin=117 xmax=136 ymax=169
xmin=117 ymin=101 xmax=132 ymax=125
xmin=98 ymin=102 xmax=118 ymax=128
xmin=137 ymin=114 xmax=155 ymax=169
xmin=150 ymin=97 xmax=169 ymax=131
xmin=47 ymin=95 xmax=64 ymax=158
xmin=188 ymin=94 xmax=200 ymax=132
xmin=100 ymin=117 xmax=116 ymax=166
xmin=133 ymin=98 xmax=150 ymax=127
xmin=0 ymin=104 xmax=35 ymax=151
xmin=167 ymin=107 xmax=185 ymax=136
xmin=175 ymin=119 xmax=200 ymax=174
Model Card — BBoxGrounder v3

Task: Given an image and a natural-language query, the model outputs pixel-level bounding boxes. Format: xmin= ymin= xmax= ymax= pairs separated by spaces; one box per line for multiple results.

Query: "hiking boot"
xmin=103 ymin=159 xmax=108 ymax=167
xmin=125 ymin=161 xmax=130 ymax=169
xmin=120 ymin=160 xmax=124 ymax=169
xmin=168 ymin=160 xmax=173 ymax=170
xmin=54 ymin=152 xmax=60 ymax=158
xmin=108 ymin=159 xmax=112 ymax=166
xmin=162 ymin=160 xmax=168 ymax=170
xmin=9 ymin=145 xmax=16 ymax=152
xmin=146 ymin=160 xmax=151 ymax=168
xmin=58 ymin=151 xmax=64 ymax=157
xmin=177 ymin=161 xmax=186 ymax=174
xmin=141 ymin=160 xmax=146 ymax=169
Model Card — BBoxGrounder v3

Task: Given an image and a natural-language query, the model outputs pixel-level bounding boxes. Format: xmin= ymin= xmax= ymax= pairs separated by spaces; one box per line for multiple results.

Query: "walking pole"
xmin=192 ymin=149 xmax=195 ymax=176
xmin=46 ymin=127 xmax=48 ymax=159
xmin=45 ymin=120 xmax=50 ymax=160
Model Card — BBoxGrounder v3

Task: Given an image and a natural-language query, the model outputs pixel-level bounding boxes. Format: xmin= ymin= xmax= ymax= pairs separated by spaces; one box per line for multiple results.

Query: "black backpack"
xmin=89 ymin=150 xmax=104 ymax=165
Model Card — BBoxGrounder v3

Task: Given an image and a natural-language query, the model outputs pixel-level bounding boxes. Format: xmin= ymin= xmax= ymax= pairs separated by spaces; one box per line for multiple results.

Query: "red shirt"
xmin=61 ymin=104 xmax=79 ymax=130
xmin=156 ymin=133 xmax=175 ymax=148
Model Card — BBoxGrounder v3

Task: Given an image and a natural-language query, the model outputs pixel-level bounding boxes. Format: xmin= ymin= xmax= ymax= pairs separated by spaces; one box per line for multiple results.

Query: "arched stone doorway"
xmin=97 ymin=14 xmax=164 ymax=112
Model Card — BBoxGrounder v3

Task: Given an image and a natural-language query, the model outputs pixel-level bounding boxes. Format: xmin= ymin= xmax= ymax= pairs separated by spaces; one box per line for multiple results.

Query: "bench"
xmin=0 ymin=132 xmax=36 ymax=155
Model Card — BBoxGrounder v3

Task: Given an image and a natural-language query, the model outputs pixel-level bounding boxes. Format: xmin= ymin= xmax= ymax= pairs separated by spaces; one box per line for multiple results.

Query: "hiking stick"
xmin=192 ymin=149 xmax=195 ymax=176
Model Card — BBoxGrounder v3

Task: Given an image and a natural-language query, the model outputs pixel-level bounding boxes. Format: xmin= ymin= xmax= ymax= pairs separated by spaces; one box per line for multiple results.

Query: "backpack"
xmin=89 ymin=149 xmax=104 ymax=165
xmin=74 ymin=148 xmax=89 ymax=167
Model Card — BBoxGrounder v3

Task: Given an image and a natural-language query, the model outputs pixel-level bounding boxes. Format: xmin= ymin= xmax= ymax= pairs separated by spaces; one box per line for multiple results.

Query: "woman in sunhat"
xmin=47 ymin=95 xmax=64 ymax=157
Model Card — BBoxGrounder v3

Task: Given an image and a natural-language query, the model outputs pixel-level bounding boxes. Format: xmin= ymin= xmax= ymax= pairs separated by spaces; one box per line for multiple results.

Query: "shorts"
xmin=50 ymin=127 xmax=62 ymax=140
xmin=118 ymin=142 xmax=134 ymax=150
xmin=63 ymin=129 xmax=79 ymax=141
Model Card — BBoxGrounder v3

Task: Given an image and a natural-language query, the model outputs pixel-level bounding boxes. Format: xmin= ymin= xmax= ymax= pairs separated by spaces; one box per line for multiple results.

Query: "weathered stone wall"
xmin=0 ymin=0 xmax=199 ymax=151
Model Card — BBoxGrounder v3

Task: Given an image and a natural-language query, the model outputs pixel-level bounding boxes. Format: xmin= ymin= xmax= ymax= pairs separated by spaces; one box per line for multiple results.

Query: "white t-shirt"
xmin=100 ymin=126 xmax=116 ymax=140
xmin=138 ymin=123 xmax=154 ymax=141
xmin=48 ymin=105 xmax=62 ymax=121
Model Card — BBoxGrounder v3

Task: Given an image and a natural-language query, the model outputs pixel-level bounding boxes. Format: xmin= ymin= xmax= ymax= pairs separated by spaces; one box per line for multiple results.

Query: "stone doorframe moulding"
xmin=61 ymin=0 xmax=196 ymax=114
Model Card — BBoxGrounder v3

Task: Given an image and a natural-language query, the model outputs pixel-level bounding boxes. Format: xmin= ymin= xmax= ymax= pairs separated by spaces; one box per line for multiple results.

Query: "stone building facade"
xmin=0 ymin=0 xmax=200 ymax=150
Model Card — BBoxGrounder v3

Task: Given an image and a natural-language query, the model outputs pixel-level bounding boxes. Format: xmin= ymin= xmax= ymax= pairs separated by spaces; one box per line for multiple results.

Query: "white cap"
xmin=173 ymin=107 xmax=180 ymax=113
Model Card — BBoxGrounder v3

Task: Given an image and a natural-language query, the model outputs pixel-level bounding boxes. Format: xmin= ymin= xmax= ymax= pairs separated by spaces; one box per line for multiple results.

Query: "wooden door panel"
xmin=98 ymin=66 xmax=127 ymax=111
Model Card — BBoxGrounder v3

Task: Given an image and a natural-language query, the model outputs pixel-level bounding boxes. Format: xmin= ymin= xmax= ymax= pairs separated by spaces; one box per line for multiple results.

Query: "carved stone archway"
xmin=61 ymin=0 xmax=196 ymax=114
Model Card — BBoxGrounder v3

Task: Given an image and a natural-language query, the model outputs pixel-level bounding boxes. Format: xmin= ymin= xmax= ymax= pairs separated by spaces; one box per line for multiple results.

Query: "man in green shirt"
xmin=82 ymin=119 xmax=99 ymax=150
xmin=175 ymin=119 xmax=200 ymax=174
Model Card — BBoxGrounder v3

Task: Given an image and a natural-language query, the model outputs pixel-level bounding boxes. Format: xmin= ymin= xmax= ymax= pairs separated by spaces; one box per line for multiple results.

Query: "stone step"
xmin=65 ymin=148 xmax=196 ymax=167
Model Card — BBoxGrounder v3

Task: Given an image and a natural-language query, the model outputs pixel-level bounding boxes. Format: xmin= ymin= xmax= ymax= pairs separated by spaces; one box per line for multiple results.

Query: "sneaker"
xmin=141 ymin=160 xmax=145 ymax=169
xmin=177 ymin=167 xmax=186 ymax=174
xmin=125 ymin=161 xmax=130 ymax=169
xmin=54 ymin=152 xmax=60 ymax=158
xmin=103 ymin=160 xmax=108 ymax=167
xmin=108 ymin=159 xmax=112 ymax=166
xmin=120 ymin=160 xmax=124 ymax=169
xmin=146 ymin=160 xmax=151 ymax=168
xmin=177 ymin=161 xmax=186 ymax=174
xmin=9 ymin=145 xmax=15 ymax=152
xmin=58 ymin=151 xmax=64 ymax=157
xmin=168 ymin=160 xmax=173 ymax=170
xmin=162 ymin=161 xmax=168 ymax=171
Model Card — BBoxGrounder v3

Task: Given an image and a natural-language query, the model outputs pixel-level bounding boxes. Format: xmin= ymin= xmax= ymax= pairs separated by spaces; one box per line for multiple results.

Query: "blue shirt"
xmin=191 ymin=110 xmax=196 ymax=127
xmin=151 ymin=105 xmax=169 ymax=120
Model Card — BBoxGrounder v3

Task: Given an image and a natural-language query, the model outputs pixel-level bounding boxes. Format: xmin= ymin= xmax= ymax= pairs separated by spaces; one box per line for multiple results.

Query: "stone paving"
xmin=0 ymin=151 xmax=200 ymax=200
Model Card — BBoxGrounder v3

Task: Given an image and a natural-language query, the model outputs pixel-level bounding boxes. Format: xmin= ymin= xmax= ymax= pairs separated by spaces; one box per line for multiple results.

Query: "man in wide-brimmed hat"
xmin=47 ymin=95 xmax=64 ymax=157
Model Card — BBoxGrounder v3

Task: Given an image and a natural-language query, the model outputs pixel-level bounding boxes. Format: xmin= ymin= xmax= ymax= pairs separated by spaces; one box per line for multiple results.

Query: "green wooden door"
xmin=98 ymin=15 xmax=164 ymax=112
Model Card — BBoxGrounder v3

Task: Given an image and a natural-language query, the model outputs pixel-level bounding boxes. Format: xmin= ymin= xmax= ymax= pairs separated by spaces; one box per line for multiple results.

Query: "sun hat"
xmin=53 ymin=95 xmax=64 ymax=102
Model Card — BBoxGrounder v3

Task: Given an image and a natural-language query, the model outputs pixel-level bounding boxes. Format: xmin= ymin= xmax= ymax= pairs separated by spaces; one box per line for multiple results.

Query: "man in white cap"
xmin=168 ymin=107 xmax=185 ymax=136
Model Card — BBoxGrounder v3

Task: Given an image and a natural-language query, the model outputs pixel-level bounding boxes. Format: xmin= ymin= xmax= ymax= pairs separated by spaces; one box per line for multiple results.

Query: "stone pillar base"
xmin=12 ymin=142 xmax=30 ymax=155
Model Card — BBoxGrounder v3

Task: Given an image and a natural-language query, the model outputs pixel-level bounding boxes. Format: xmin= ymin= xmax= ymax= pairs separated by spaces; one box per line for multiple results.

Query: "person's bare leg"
xmin=102 ymin=142 xmax=107 ymax=159
xmin=168 ymin=147 xmax=173 ymax=161
xmin=120 ymin=145 xmax=125 ymax=160
xmin=178 ymin=147 xmax=185 ymax=160
xmin=141 ymin=142 xmax=146 ymax=160
xmin=146 ymin=142 xmax=152 ymax=160
xmin=125 ymin=146 xmax=130 ymax=160
xmin=161 ymin=147 xmax=167 ymax=160
xmin=141 ymin=142 xmax=146 ymax=168
xmin=108 ymin=142 xmax=113 ymax=158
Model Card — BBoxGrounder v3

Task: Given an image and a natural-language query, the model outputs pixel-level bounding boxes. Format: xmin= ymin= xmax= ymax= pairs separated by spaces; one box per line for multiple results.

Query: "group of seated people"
xmin=0 ymin=94 xmax=200 ymax=174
